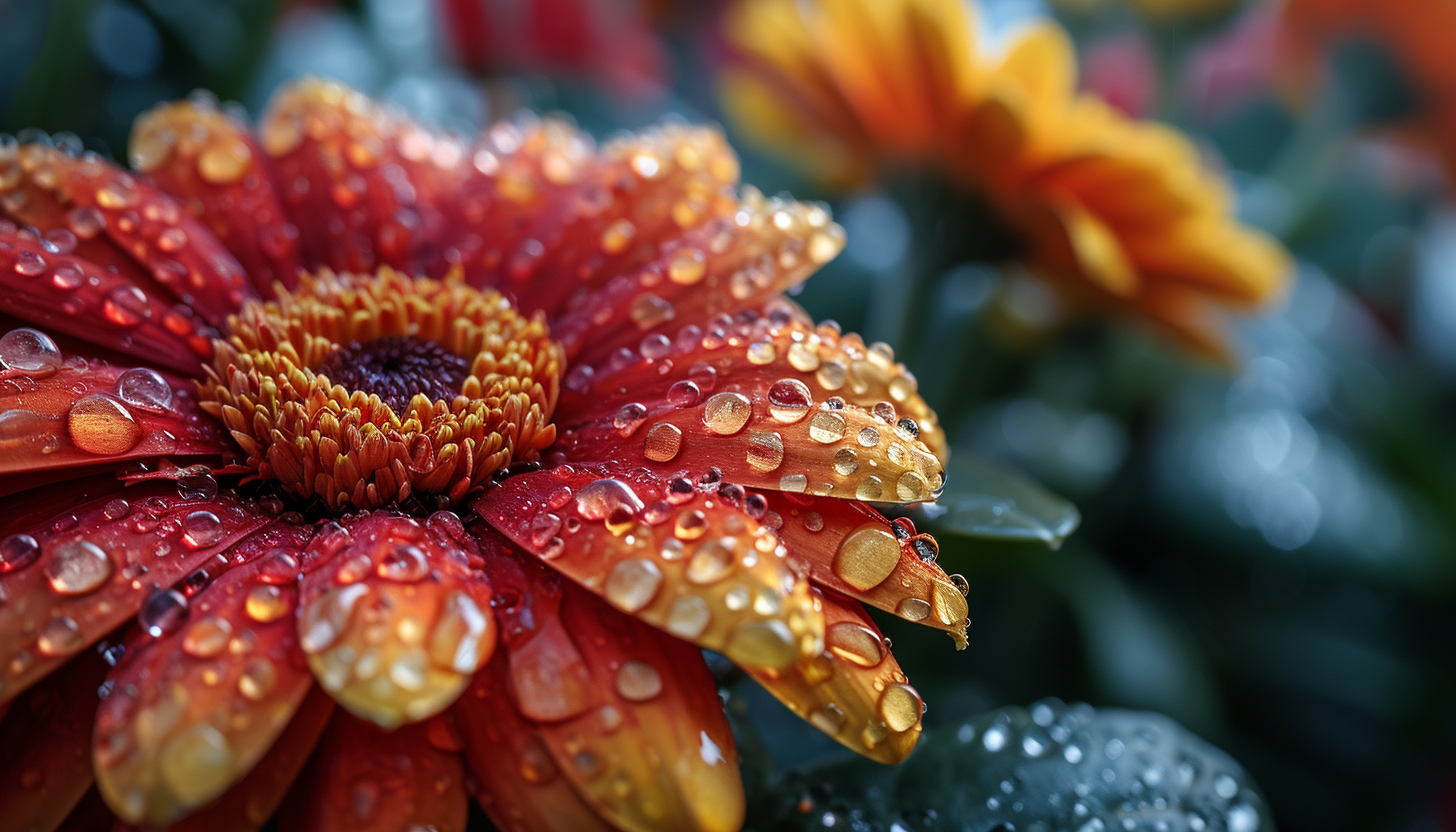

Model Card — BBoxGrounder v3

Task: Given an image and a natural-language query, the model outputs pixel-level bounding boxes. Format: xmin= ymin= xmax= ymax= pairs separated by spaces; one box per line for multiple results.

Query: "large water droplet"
xmin=643 ymin=423 xmax=683 ymax=462
xmin=825 ymin=621 xmax=885 ymax=667
xmin=702 ymin=392 xmax=751 ymax=435
xmin=182 ymin=618 xmax=233 ymax=657
xmin=139 ymin=587 xmax=188 ymax=637
xmin=36 ymin=615 xmax=83 ymax=656
xmin=604 ymin=558 xmax=663 ymax=612
xmin=0 ymin=533 xmax=40 ymax=573
xmin=182 ymin=510 xmax=224 ymax=547
xmin=614 ymin=660 xmax=663 ymax=702
xmin=833 ymin=525 xmax=900 ymax=591
xmin=574 ymin=478 xmax=645 ymax=521
xmin=0 ymin=328 xmax=62 ymax=375
xmin=116 ymin=367 xmax=173 ymax=411
xmin=767 ymin=378 xmax=813 ymax=423
xmin=44 ymin=538 xmax=112 ymax=594
xmin=67 ymin=394 xmax=142 ymax=455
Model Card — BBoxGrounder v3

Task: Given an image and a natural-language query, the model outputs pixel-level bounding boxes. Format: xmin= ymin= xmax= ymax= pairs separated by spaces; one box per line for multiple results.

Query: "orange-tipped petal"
xmin=474 ymin=467 xmax=824 ymax=672
xmin=278 ymin=714 xmax=468 ymax=832
xmin=164 ymin=687 xmax=335 ymax=832
xmin=0 ymin=651 xmax=110 ymax=832
xmin=131 ymin=95 xmax=303 ymax=295
xmin=554 ymin=300 xmax=946 ymax=462
xmin=766 ymin=493 xmax=968 ymax=647
xmin=0 ymin=344 xmax=228 ymax=476
xmin=0 ymin=141 xmax=254 ymax=326
xmin=533 ymin=581 xmax=745 ymax=832
xmin=0 ymin=228 xmax=215 ymax=372
xmin=0 ymin=483 xmax=274 ymax=704
xmin=549 ymin=190 xmax=845 ymax=362
xmin=454 ymin=655 xmax=619 ymax=832
xmin=92 ymin=524 xmax=315 ymax=825
xmin=296 ymin=512 xmax=495 ymax=728
xmin=744 ymin=590 xmax=924 ymax=764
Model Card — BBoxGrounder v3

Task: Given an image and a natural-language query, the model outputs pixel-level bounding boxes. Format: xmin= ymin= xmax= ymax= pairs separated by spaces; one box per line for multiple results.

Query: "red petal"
xmin=2 ymin=142 xmax=255 ymax=325
xmin=163 ymin=687 xmax=335 ymax=832
xmin=744 ymin=590 xmax=925 ymax=764
xmin=131 ymin=96 xmax=304 ymax=296
xmin=454 ymin=655 xmax=619 ymax=832
xmin=537 ymin=579 xmax=744 ymax=832
xmin=0 ymin=228 xmax=215 ymax=371
xmin=0 ymin=346 xmax=229 ymax=477
xmin=0 ymin=652 xmax=110 ymax=831
xmin=549 ymin=193 xmax=845 ymax=362
xmin=295 ymin=512 xmax=495 ymax=728
xmin=0 ymin=483 xmax=274 ymax=704
xmin=768 ymin=493 xmax=968 ymax=647
xmin=92 ymin=524 xmax=315 ymax=825
xmin=555 ymin=299 xmax=946 ymax=461
xmin=474 ymin=466 xmax=824 ymax=671
xmin=277 ymin=713 xmax=469 ymax=832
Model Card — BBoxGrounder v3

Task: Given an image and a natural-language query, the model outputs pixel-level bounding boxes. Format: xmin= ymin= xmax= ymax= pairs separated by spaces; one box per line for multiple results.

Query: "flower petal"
xmin=295 ymin=512 xmax=496 ymax=729
xmin=0 ymin=482 xmax=274 ymax=704
xmin=0 ymin=227 xmax=216 ymax=372
xmin=55 ymin=787 xmax=116 ymax=831
xmin=0 ymin=343 xmax=229 ymax=476
xmin=550 ymin=194 xmax=845 ymax=364
xmin=131 ymin=96 xmax=304 ymax=296
xmin=766 ymin=492 xmax=968 ymax=647
xmin=555 ymin=299 xmax=947 ymax=461
xmin=474 ymin=466 xmax=824 ymax=671
xmin=277 ymin=714 xmax=469 ymax=832
xmin=454 ymin=654 xmax=620 ymax=832
xmin=0 ymin=651 xmax=109 ymax=832
xmin=744 ymin=589 xmax=924 ymax=764
xmin=476 ymin=545 xmax=744 ymax=832
xmin=92 ymin=524 xmax=315 ymax=825
xmin=164 ymin=687 xmax=335 ymax=832
xmin=0 ymin=141 xmax=255 ymax=326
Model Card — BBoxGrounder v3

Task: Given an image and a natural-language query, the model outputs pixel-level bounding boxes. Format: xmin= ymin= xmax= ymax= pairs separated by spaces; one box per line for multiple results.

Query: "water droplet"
xmin=377 ymin=543 xmax=429 ymax=582
xmin=665 ymin=595 xmax=711 ymax=638
xmin=183 ymin=510 xmax=224 ymax=547
xmin=1064 ymin=744 xmax=1084 ymax=764
xmin=833 ymin=525 xmax=900 ymax=590
xmin=879 ymin=683 xmax=922 ymax=732
xmin=575 ymin=478 xmax=645 ymax=521
xmin=604 ymin=558 xmax=662 ymax=612
xmin=810 ymin=704 xmax=847 ymax=735
xmin=982 ymin=724 xmax=1008 ymax=752
xmin=666 ymin=380 xmax=701 ymax=407
xmin=176 ymin=473 xmax=218 ymax=501
xmin=615 ymin=660 xmax=663 ymax=701
xmin=614 ymin=402 xmax=648 ymax=435
xmin=44 ymin=538 xmax=112 ymax=594
xmin=36 ymin=615 xmax=83 ymax=656
xmin=159 ymin=723 xmax=234 ymax=806
xmin=667 ymin=249 xmax=706 ymax=284
xmin=116 ymin=367 xmax=173 ymax=411
xmin=14 ymin=250 xmax=45 ymax=276
xmin=703 ymin=392 xmax=751 ymax=435
xmin=103 ymin=286 xmax=150 ymax=326
xmin=198 ymin=138 xmax=252 ymax=184
xmin=1227 ymin=804 xmax=1259 ymax=832
xmin=0 ymin=533 xmax=40 ymax=573
xmin=643 ymin=423 xmax=683 ymax=462
xmin=237 ymin=657 xmax=277 ymax=701
xmin=745 ymin=431 xmax=784 ymax=471
xmin=808 ymin=410 xmax=846 ymax=443
xmin=0 ymin=328 xmax=62 ymax=375
xmin=746 ymin=340 xmax=777 ymax=365
xmin=137 ymin=588 xmax=189 ymax=637
xmin=855 ymin=477 xmax=884 ymax=501
xmin=686 ymin=537 xmax=735 ymax=584
xmin=67 ymin=394 xmax=142 ymax=455
xmin=183 ymin=618 xmax=233 ymax=657
xmin=767 ymin=379 xmax=813 ymax=423
xmin=896 ymin=597 xmax=930 ymax=621
xmin=1214 ymin=774 xmax=1239 ymax=799
xmin=825 ymin=621 xmax=885 ymax=667
xmin=245 ymin=584 xmax=291 ymax=623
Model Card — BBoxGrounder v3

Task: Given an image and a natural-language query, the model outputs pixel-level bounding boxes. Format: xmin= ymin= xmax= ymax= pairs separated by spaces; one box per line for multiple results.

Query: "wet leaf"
xmin=922 ymin=454 xmax=1081 ymax=548
xmin=746 ymin=700 xmax=1274 ymax=832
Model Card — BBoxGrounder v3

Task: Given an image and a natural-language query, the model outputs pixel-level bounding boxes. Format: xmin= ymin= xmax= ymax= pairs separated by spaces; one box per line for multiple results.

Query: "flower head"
xmin=721 ymin=0 xmax=1292 ymax=357
xmin=0 ymin=78 xmax=963 ymax=831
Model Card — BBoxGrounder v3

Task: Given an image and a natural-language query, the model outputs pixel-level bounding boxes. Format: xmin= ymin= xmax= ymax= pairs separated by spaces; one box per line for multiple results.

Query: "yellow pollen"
xmin=199 ymin=267 xmax=563 ymax=510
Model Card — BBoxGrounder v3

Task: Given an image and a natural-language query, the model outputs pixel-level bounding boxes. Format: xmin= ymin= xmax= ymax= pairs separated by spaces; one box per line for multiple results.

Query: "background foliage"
xmin=3 ymin=0 xmax=1452 ymax=830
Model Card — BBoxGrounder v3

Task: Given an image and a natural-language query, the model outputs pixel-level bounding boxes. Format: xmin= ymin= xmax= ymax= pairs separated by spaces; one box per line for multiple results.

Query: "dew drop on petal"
xmin=703 ymin=392 xmax=751 ymax=435
xmin=665 ymin=595 xmax=711 ymax=638
xmin=0 ymin=328 xmax=62 ymax=375
xmin=182 ymin=510 xmax=224 ymax=547
xmin=833 ymin=526 xmax=900 ymax=590
xmin=614 ymin=660 xmax=663 ymax=702
xmin=896 ymin=597 xmax=931 ymax=622
xmin=116 ymin=367 xmax=173 ymax=411
xmin=376 ymin=543 xmax=429 ymax=582
xmin=67 ymin=394 xmax=142 ymax=455
xmin=182 ymin=618 xmax=233 ymax=658
xmin=879 ymin=683 xmax=922 ymax=733
xmin=724 ymin=620 xmax=797 ymax=668
xmin=808 ymin=410 xmax=846 ymax=443
xmin=244 ymin=584 xmax=291 ymax=623
xmin=643 ymin=423 xmax=682 ymax=462
xmin=36 ymin=615 xmax=83 ymax=656
xmin=44 ymin=539 xmax=112 ymax=595
xmin=0 ymin=533 xmax=40 ymax=573
xmin=574 ymin=478 xmax=645 ymax=521
xmin=746 ymin=431 xmax=785 ymax=471
xmin=138 ymin=588 xmax=189 ymax=637
xmin=604 ymin=558 xmax=662 ymax=612
xmin=825 ymin=621 xmax=885 ymax=667
xmin=767 ymin=379 xmax=813 ymax=423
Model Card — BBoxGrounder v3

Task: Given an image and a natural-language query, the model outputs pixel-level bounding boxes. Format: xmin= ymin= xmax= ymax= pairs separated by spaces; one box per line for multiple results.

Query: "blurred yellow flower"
xmin=721 ymin=0 xmax=1291 ymax=358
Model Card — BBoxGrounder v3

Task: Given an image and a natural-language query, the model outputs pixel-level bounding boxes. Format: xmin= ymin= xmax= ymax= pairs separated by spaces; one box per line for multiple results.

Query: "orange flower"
xmin=721 ymin=0 xmax=1291 ymax=357
xmin=0 ymin=79 xmax=965 ymax=831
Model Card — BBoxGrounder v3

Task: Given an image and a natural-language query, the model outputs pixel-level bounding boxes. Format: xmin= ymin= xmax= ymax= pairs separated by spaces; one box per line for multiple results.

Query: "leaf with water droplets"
xmin=745 ymin=700 xmax=1273 ymax=832
xmin=924 ymin=453 xmax=1081 ymax=547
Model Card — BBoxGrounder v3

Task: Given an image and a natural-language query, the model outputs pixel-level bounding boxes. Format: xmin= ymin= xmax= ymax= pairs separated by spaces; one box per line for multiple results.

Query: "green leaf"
xmin=924 ymin=454 xmax=1081 ymax=548
xmin=746 ymin=700 xmax=1274 ymax=832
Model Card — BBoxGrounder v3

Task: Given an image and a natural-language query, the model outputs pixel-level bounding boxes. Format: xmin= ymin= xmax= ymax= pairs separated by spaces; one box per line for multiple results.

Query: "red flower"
xmin=0 ymin=79 xmax=963 ymax=832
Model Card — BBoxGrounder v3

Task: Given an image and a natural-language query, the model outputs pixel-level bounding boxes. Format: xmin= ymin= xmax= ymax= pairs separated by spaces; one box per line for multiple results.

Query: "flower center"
xmin=312 ymin=336 xmax=470 ymax=414
xmin=200 ymin=268 xmax=563 ymax=511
